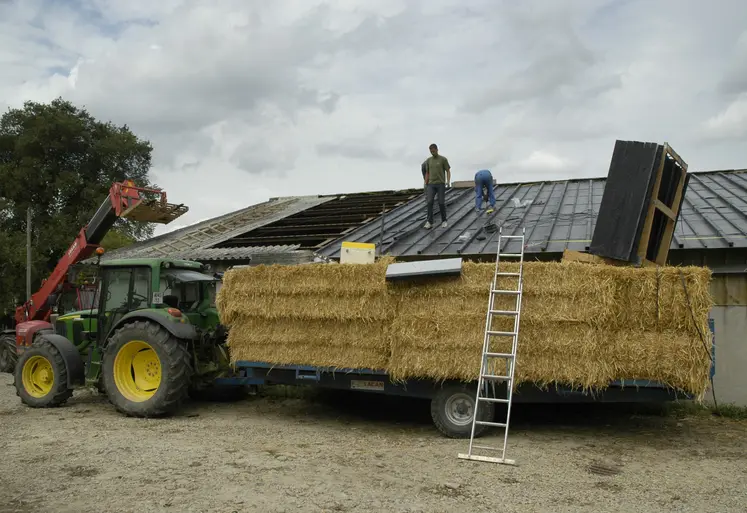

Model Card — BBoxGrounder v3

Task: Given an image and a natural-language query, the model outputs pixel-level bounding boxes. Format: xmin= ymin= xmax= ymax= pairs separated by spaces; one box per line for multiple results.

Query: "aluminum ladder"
xmin=458 ymin=226 xmax=525 ymax=465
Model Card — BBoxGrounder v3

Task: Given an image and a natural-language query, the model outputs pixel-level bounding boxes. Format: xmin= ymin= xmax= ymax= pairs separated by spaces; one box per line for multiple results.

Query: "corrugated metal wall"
xmin=710 ymin=275 xmax=747 ymax=306
xmin=708 ymin=306 xmax=747 ymax=406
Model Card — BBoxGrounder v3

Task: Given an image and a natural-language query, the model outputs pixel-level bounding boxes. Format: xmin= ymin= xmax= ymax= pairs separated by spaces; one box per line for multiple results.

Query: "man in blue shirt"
xmin=474 ymin=169 xmax=495 ymax=214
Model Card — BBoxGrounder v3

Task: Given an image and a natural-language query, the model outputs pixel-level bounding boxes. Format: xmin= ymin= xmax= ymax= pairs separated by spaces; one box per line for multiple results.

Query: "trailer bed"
xmin=214 ymin=361 xmax=690 ymax=438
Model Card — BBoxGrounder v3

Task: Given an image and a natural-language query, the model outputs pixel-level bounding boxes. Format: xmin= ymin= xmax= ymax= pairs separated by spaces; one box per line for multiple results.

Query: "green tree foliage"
xmin=100 ymin=230 xmax=136 ymax=252
xmin=0 ymin=98 xmax=156 ymax=314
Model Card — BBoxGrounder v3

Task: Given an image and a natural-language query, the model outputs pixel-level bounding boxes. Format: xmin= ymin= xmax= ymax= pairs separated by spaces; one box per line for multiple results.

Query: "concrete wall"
xmin=707 ymin=305 xmax=747 ymax=407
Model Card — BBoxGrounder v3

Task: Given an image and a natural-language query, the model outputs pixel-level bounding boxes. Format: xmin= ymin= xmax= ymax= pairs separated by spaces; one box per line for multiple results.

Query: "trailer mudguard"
xmin=107 ymin=310 xmax=199 ymax=343
xmin=36 ymin=333 xmax=85 ymax=388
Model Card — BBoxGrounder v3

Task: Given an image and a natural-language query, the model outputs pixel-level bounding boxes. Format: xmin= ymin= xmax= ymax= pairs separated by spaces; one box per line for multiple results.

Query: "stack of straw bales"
xmin=217 ymin=258 xmax=714 ymax=396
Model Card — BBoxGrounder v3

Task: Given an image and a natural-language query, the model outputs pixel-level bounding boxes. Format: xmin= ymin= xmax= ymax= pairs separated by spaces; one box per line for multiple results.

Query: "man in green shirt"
xmin=422 ymin=143 xmax=451 ymax=229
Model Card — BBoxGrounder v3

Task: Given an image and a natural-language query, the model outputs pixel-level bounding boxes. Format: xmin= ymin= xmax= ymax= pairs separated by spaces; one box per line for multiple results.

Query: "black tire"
xmin=13 ymin=338 xmax=74 ymax=408
xmin=0 ymin=334 xmax=18 ymax=374
xmin=430 ymin=383 xmax=495 ymax=439
xmin=102 ymin=320 xmax=192 ymax=417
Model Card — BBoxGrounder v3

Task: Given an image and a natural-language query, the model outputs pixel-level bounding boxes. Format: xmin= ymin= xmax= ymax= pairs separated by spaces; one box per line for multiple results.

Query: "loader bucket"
xmin=121 ymin=199 xmax=189 ymax=224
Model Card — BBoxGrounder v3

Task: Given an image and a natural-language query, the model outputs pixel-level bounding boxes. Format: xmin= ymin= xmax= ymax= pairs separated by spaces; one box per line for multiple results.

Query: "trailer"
xmin=214 ymin=361 xmax=692 ymax=439
xmin=211 ymin=258 xmax=712 ymax=440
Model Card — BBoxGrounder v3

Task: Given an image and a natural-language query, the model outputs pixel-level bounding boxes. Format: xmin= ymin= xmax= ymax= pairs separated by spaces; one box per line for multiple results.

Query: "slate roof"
xmin=315 ymin=169 xmax=747 ymax=259
xmin=102 ymin=169 xmax=747 ymax=264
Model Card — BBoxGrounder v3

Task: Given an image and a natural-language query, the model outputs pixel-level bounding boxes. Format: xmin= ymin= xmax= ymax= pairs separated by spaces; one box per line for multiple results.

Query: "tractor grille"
xmin=55 ymin=319 xmax=68 ymax=338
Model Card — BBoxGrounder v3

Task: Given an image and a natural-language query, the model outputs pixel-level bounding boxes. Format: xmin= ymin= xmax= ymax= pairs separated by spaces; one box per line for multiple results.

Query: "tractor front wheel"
xmin=103 ymin=321 xmax=192 ymax=417
xmin=0 ymin=334 xmax=18 ymax=374
xmin=13 ymin=339 xmax=73 ymax=408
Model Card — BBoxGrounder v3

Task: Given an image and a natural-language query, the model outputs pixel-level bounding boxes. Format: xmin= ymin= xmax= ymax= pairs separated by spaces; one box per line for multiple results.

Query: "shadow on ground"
xmin=250 ymin=385 xmax=704 ymax=435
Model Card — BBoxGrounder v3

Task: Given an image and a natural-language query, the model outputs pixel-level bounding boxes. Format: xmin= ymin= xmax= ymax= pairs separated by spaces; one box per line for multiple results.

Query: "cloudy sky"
xmin=1 ymin=0 xmax=746 ymax=236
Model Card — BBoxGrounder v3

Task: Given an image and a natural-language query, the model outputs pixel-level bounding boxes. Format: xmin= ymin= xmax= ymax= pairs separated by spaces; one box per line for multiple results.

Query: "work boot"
xmin=424 ymin=222 xmax=432 ymax=229
xmin=441 ymin=221 xmax=448 ymax=228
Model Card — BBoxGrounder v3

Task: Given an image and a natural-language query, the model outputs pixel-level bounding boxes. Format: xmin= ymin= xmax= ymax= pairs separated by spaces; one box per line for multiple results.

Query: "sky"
xmin=1 ymin=0 xmax=746 ymax=237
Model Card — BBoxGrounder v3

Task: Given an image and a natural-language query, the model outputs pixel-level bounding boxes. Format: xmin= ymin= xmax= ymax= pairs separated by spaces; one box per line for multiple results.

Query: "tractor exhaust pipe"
xmin=26 ymin=206 xmax=31 ymax=300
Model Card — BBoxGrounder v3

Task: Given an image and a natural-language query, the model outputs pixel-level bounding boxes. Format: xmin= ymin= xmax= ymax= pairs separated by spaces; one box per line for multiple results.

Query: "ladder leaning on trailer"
xmin=458 ymin=226 xmax=525 ymax=466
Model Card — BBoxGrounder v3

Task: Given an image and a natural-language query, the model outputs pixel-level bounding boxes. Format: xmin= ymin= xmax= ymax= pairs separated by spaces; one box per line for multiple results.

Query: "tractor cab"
xmin=92 ymin=258 xmax=219 ymax=343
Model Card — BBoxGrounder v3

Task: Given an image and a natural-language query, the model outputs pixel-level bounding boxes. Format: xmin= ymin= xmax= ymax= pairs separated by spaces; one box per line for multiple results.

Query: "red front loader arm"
xmin=13 ymin=180 xmax=187 ymax=343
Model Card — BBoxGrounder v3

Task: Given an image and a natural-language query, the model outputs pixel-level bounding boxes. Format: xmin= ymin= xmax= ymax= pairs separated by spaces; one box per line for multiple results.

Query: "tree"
xmin=100 ymin=230 xmax=137 ymax=252
xmin=0 ymin=97 xmax=156 ymax=313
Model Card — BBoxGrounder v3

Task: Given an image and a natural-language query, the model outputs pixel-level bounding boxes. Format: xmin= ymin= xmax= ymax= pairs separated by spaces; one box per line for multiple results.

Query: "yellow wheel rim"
xmin=113 ymin=340 xmax=161 ymax=402
xmin=22 ymin=355 xmax=55 ymax=398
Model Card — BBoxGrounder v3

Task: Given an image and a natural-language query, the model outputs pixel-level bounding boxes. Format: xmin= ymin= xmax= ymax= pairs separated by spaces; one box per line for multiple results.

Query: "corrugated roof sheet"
xmin=99 ymin=195 xmax=331 ymax=261
xmin=212 ymin=188 xmax=422 ymax=250
xmin=162 ymin=245 xmax=302 ymax=261
xmin=316 ymin=170 xmax=747 ymax=259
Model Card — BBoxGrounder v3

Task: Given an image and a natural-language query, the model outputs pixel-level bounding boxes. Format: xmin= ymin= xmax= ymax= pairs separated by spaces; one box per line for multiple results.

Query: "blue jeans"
xmin=474 ymin=170 xmax=495 ymax=210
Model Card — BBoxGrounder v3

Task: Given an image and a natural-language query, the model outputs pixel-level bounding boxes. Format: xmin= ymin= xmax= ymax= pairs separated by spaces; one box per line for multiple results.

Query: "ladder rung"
xmin=498 ymin=253 xmax=523 ymax=258
xmin=457 ymin=454 xmax=517 ymax=465
xmin=478 ymin=397 xmax=510 ymax=404
xmin=485 ymin=352 xmax=514 ymax=358
xmin=495 ymin=272 xmax=521 ymax=277
xmin=487 ymin=331 xmax=516 ymax=337
xmin=489 ymin=310 xmax=518 ymax=315
xmin=475 ymin=420 xmax=508 ymax=428
xmin=491 ymin=290 xmax=520 ymax=295
xmin=482 ymin=374 xmax=512 ymax=381
xmin=498 ymin=236 xmax=525 ymax=239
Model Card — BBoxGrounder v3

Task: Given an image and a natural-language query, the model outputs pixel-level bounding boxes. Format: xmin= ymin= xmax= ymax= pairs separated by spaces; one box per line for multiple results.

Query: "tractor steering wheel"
xmin=131 ymin=292 xmax=148 ymax=307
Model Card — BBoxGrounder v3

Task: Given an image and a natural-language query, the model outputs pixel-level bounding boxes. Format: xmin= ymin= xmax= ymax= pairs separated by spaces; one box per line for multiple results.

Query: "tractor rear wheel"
xmin=13 ymin=339 xmax=73 ymax=408
xmin=102 ymin=320 xmax=192 ymax=417
xmin=0 ymin=334 xmax=18 ymax=374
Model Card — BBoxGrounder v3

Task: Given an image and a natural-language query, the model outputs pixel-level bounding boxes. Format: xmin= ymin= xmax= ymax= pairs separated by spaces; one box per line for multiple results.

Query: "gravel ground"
xmin=1 ymin=373 xmax=746 ymax=513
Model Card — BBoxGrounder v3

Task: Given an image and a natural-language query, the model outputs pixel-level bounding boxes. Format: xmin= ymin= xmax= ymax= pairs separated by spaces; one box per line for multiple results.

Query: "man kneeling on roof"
xmin=474 ymin=169 xmax=496 ymax=214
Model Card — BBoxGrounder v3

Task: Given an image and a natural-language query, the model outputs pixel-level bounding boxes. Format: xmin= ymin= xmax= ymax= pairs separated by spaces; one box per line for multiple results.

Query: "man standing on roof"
xmin=423 ymin=143 xmax=451 ymax=229
xmin=474 ymin=169 xmax=496 ymax=214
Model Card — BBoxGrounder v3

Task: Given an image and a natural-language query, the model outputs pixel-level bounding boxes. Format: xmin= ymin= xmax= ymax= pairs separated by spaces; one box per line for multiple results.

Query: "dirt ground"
xmin=1 ymin=374 xmax=746 ymax=513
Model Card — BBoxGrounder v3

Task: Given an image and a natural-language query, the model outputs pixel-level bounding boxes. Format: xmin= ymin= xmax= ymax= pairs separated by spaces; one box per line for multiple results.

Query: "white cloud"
xmin=703 ymin=93 xmax=747 ymax=141
xmin=1 ymin=0 xmax=746 ymax=238
xmin=518 ymin=151 xmax=572 ymax=173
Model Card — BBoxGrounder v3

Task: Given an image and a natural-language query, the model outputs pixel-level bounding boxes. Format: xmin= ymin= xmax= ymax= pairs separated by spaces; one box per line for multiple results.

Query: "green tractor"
xmin=13 ymin=257 xmax=233 ymax=416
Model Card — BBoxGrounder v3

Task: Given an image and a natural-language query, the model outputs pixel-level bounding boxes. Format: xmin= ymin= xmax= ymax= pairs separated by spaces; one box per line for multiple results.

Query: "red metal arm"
xmin=14 ymin=180 xmax=161 ymax=325
xmin=15 ymin=228 xmax=98 ymax=324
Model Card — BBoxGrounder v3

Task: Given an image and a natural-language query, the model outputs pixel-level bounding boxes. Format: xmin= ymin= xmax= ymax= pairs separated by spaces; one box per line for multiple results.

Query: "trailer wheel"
xmin=13 ymin=339 xmax=73 ymax=408
xmin=430 ymin=384 xmax=494 ymax=439
xmin=102 ymin=320 xmax=192 ymax=417
xmin=0 ymin=334 xmax=18 ymax=374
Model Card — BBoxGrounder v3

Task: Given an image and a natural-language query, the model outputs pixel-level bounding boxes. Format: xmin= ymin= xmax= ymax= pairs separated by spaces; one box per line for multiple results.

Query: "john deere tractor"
xmin=13 ymin=257 xmax=233 ymax=417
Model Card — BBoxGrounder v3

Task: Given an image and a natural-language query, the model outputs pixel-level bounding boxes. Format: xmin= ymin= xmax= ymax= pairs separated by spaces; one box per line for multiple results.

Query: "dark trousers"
xmin=426 ymin=183 xmax=447 ymax=224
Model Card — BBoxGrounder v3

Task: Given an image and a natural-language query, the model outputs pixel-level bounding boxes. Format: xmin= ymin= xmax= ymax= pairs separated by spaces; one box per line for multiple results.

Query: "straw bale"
xmin=220 ymin=293 xmax=394 ymax=323
xmin=226 ymin=316 xmax=389 ymax=370
xmin=217 ymin=259 xmax=395 ymax=324
xmin=219 ymin=259 xmax=391 ymax=297
xmin=388 ymin=319 xmax=712 ymax=395
xmin=390 ymin=261 xmax=713 ymax=332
